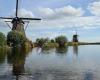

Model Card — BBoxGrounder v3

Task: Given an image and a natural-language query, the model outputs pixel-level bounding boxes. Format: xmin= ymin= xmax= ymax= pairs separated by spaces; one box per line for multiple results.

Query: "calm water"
xmin=0 ymin=45 xmax=100 ymax=80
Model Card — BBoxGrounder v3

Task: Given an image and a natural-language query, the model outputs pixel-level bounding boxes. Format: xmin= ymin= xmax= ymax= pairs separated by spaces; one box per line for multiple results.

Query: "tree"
xmin=7 ymin=31 xmax=26 ymax=46
xmin=51 ymin=39 xmax=55 ymax=43
xmin=0 ymin=32 xmax=6 ymax=46
xmin=55 ymin=35 xmax=67 ymax=47
xmin=35 ymin=38 xmax=49 ymax=47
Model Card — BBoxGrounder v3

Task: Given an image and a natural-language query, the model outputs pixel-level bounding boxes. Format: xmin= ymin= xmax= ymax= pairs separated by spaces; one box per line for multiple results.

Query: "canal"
xmin=0 ymin=45 xmax=100 ymax=80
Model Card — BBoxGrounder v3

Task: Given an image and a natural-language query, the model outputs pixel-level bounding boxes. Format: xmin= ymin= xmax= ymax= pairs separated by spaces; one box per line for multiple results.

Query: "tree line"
xmin=0 ymin=31 xmax=71 ymax=48
xmin=35 ymin=35 xmax=68 ymax=48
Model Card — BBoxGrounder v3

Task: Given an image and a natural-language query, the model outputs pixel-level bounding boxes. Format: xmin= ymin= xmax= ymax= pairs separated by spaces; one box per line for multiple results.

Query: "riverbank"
xmin=0 ymin=42 xmax=100 ymax=51
xmin=35 ymin=42 xmax=100 ymax=50
xmin=66 ymin=42 xmax=100 ymax=46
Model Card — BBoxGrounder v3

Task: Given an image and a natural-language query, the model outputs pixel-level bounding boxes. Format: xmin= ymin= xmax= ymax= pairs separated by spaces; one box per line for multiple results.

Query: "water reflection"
xmin=73 ymin=45 xmax=78 ymax=56
xmin=31 ymin=69 xmax=81 ymax=80
xmin=37 ymin=46 xmax=77 ymax=57
xmin=1 ymin=45 xmax=100 ymax=80
xmin=0 ymin=48 xmax=8 ymax=64
xmin=7 ymin=47 xmax=32 ymax=80
xmin=84 ymin=71 xmax=94 ymax=80
xmin=42 ymin=48 xmax=55 ymax=54
xmin=36 ymin=47 xmax=42 ymax=54
xmin=56 ymin=47 xmax=68 ymax=56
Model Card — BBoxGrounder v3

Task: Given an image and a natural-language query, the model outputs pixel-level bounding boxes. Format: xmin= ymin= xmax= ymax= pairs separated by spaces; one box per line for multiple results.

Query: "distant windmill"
xmin=0 ymin=0 xmax=41 ymax=36
xmin=72 ymin=27 xmax=79 ymax=42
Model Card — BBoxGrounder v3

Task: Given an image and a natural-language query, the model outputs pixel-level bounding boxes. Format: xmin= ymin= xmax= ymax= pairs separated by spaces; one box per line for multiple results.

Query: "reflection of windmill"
xmin=72 ymin=27 xmax=79 ymax=42
xmin=0 ymin=0 xmax=41 ymax=36
xmin=7 ymin=48 xmax=30 ymax=80
xmin=73 ymin=45 xmax=78 ymax=56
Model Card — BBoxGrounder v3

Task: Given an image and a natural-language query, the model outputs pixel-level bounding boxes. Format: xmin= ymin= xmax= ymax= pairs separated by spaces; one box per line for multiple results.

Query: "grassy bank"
xmin=40 ymin=42 xmax=100 ymax=49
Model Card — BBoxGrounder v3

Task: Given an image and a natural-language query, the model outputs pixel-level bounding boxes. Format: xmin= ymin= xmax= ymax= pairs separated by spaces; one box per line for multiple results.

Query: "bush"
xmin=43 ymin=42 xmax=58 ymax=49
xmin=0 ymin=32 xmax=6 ymax=46
xmin=35 ymin=38 xmax=49 ymax=47
xmin=7 ymin=31 xmax=26 ymax=46
xmin=50 ymin=39 xmax=55 ymax=43
xmin=55 ymin=35 xmax=68 ymax=47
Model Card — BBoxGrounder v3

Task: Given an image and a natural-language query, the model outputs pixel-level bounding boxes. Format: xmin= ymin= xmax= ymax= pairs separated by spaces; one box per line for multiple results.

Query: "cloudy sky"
xmin=0 ymin=0 xmax=100 ymax=42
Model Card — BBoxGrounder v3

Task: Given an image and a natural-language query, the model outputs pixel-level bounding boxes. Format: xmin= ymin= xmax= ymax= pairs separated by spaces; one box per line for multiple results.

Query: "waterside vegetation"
xmin=0 ymin=31 xmax=100 ymax=50
xmin=7 ymin=31 xmax=33 ymax=48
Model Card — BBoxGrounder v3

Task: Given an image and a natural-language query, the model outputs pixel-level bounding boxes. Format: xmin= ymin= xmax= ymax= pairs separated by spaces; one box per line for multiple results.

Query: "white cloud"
xmin=1 ymin=7 xmax=100 ymax=31
xmin=88 ymin=1 xmax=100 ymax=16
xmin=10 ymin=9 xmax=34 ymax=18
xmin=35 ymin=6 xmax=84 ymax=20
xmin=30 ymin=16 xmax=100 ymax=30
xmin=37 ymin=8 xmax=54 ymax=17
xmin=18 ymin=9 xmax=34 ymax=18
xmin=32 ymin=5 xmax=100 ymax=30
xmin=55 ymin=6 xmax=84 ymax=17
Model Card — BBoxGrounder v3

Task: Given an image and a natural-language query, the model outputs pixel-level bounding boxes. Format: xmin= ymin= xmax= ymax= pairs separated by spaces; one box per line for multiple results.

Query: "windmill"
xmin=0 ymin=0 xmax=41 ymax=36
xmin=72 ymin=27 xmax=79 ymax=42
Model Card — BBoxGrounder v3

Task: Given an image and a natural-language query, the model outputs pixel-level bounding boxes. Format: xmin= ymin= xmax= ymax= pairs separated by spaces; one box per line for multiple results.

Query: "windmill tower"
xmin=72 ymin=27 xmax=79 ymax=42
xmin=0 ymin=0 xmax=41 ymax=36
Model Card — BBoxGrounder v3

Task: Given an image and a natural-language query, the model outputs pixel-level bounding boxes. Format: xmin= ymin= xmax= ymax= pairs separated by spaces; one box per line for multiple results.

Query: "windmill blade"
xmin=20 ymin=18 xmax=41 ymax=20
xmin=16 ymin=0 xmax=19 ymax=17
xmin=0 ymin=17 xmax=13 ymax=19
xmin=5 ymin=21 xmax=12 ymax=29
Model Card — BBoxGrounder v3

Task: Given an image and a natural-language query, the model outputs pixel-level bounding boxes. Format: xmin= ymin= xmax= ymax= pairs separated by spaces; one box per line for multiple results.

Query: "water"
xmin=0 ymin=45 xmax=100 ymax=80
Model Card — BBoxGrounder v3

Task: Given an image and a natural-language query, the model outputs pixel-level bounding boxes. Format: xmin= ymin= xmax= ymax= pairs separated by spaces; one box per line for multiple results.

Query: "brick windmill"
xmin=0 ymin=0 xmax=41 ymax=36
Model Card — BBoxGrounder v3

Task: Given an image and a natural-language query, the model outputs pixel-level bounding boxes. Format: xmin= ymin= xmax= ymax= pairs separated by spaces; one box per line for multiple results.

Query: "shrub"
xmin=55 ymin=35 xmax=68 ymax=47
xmin=43 ymin=42 xmax=58 ymax=49
xmin=35 ymin=38 xmax=49 ymax=47
xmin=7 ymin=31 xmax=26 ymax=46
xmin=0 ymin=32 xmax=6 ymax=46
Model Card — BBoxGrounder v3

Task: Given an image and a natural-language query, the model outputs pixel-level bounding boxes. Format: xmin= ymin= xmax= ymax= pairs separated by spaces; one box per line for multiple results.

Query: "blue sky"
xmin=0 ymin=0 xmax=100 ymax=42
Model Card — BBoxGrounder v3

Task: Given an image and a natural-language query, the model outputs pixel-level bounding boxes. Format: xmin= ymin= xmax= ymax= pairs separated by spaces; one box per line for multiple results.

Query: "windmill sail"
xmin=0 ymin=0 xmax=41 ymax=35
xmin=0 ymin=17 xmax=13 ymax=19
xmin=16 ymin=0 xmax=19 ymax=17
xmin=0 ymin=0 xmax=41 ymax=47
xmin=20 ymin=18 xmax=41 ymax=20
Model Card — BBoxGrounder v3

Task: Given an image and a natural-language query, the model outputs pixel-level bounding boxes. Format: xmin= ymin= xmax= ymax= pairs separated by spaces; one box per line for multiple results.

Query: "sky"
xmin=0 ymin=0 xmax=100 ymax=42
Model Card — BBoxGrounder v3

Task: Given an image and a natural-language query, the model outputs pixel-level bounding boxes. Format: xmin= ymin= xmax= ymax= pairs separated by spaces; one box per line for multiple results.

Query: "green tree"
xmin=0 ymin=32 xmax=6 ymax=46
xmin=50 ymin=39 xmax=55 ymax=43
xmin=35 ymin=38 xmax=49 ymax=47
xmin=55 ymin=35 xmax=67 ymax=47
xmin=7 ymin=31 xmax=26 ymax=46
